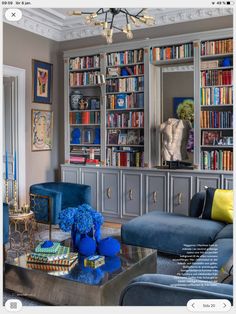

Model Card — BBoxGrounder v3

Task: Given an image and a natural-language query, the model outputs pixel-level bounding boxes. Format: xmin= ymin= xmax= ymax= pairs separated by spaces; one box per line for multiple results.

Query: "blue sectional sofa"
xmin=120 ymin=192 xmax=233 ymax=306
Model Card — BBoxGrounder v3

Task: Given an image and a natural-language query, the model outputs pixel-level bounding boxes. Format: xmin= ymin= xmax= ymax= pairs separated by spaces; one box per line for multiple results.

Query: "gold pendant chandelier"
xmin=69 ymin=8 xmax=155 ymax=44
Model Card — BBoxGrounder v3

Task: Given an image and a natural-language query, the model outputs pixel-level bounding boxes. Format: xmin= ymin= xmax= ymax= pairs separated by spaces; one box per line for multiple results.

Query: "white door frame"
xmin=3 ymin=65 xmax=26 ymax=206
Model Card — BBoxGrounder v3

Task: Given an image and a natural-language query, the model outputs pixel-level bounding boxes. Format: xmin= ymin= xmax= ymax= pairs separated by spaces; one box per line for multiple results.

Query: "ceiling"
xmin=3 ymin=7 xmax=233 ymax=42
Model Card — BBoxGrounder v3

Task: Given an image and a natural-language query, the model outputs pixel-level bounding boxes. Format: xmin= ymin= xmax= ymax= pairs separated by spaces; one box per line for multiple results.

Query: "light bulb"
xmin=102 ymin=22 xmax=108 ymax=36
xmin=91 ymin=12 xmax=98 ymax=19
xmin=130 ymin=16 xmax=141 ymax=27
xmin=145 ymin=18 xmax=155 ymax=26
xmin=85 ymin=15 xmax=93 ymax=24
xmin=139 ymin=16 xmax=146 ymax=24
xmin=106 ymin=29 xmax=113 ymax=44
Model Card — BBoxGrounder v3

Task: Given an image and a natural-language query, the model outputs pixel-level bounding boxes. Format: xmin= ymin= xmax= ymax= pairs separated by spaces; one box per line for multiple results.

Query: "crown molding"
xmin=3 ymin=8 xmax=233 ymax=42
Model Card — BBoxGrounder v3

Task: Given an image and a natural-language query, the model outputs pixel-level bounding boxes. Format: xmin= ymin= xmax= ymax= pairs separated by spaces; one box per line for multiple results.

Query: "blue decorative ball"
xmin=41 ymin=240 xmax=54 ymax=248
xmin=222 ymin=57 xmax=231 ymax=67
xmin=97 ymin=237 xmax=120 ymax=257
xmin=101 ymin=256 xmax=121 ymax=273
xmin=78 ymin=235 xmax=96 ymax=256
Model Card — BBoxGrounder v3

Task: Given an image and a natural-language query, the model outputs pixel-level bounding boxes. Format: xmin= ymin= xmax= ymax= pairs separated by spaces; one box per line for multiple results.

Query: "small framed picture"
xmin=118 ymin=132 xmax=127 ymax=145
xmin=32 ymin=59 xmax=53 ymax=104
xmin=32 ymin=109 xmax=53 ymax=151
xmin=115 ymin=94 xmax=127 ymax=109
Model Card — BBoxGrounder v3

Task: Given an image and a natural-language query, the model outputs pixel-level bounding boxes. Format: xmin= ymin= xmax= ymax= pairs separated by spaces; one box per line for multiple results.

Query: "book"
xmin=115 ymin=94 xmax=127 ymax=109
xmin=27 ymin=252 xmax=78 ymax=266
xmin=118 ymin=132 xmax=127 ymax=145
xmin=127 ymin=130 xmax=140 ymax=145
xmin=202 ymin=131 xmax=221 ymax=145
xmin=28 ymin=246 xmax=70 ymax=262
xmin=35 ymin=242 xmax=61 ymax=254
xmin=108 ymin=130 xmax=119 ymax=144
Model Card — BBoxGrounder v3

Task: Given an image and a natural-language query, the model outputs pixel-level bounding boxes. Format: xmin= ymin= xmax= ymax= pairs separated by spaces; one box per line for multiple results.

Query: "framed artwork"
xmin=32 ymin=109 xmax=53 ymax=151
xmin=32 ymin=59 xmax=53 ymax=104
xmin=173 ymin=97 xmax=194 ymax=118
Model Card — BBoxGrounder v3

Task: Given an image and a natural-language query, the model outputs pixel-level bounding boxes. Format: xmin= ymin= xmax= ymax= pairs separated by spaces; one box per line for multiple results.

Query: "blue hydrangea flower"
xmin=74 ymin=206 xmax=93 ymax=234
xmin=58 ymin=207 xmax=76 ymax=232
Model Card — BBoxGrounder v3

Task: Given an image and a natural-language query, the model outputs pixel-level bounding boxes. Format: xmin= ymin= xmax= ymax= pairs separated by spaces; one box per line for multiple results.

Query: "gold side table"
xmin=8 ymin=211 xmax=36 ymax=258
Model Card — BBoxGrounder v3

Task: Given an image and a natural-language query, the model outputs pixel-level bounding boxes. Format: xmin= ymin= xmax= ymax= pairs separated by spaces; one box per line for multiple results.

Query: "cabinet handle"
xmin=129 ymin=189 xmax=134 ymax=201
xmin=153 ymin=191 xmax=157 ymax=204
xmin=107 ymin=187 xmax=112 ymax=199
xmin=178 ymin=192 xmax=183 ymax=205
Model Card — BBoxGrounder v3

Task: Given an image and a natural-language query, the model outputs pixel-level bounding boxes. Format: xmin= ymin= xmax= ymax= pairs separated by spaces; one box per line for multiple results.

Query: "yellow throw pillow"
xmin=202 ymin=188 xmax=233 ymax=224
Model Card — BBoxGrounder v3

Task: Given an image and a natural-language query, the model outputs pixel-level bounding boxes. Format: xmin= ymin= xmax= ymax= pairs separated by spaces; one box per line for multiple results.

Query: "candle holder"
xmin=13 ymin=180 xmax=18 ymax=213
xmin=4 ymin=179 xmax=9 ymax=204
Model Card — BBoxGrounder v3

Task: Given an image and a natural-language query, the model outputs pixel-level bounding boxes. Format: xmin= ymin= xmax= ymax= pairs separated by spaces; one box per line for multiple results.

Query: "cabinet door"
xmin=100 ymin=171 xmax=120 ymax=219
xmin=170 ymin=175 xmax=193 ymax=216
xmin=145 ymin=174 xmax=167 ymax=213
xmin=222 ymin=175 xmax=233 ymax=190
xmin=122 ymin=172 xmax=142 ymax=219
xmin=196 ymin=175 xmax=221 ymax=192
xmin=61 ymin=166 xmax=80 ymax=183
xmin=81 ymin=169 xmax=99 ymax=210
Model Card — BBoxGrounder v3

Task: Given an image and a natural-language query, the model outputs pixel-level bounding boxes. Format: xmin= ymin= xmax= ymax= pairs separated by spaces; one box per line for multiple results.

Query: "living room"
xmin=2 ymin=2 xmax=234 ymax=312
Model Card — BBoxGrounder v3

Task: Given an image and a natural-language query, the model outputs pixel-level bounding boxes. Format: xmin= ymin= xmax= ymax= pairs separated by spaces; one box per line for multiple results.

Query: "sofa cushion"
xmin=202 ymin=188 xmax=233 ymax=224
xmin=218 ymin=255 xmax=233 ymax=284
xmin=215 ymin=224 xmax=233 ymax=240
xmin=184 ymin=238 xmax=233 ymax=281
xmin=121 ymin=211 xmax=225 ymax=255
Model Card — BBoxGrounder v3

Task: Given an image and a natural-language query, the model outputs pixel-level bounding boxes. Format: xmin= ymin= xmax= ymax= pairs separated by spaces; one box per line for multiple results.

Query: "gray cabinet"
xmin=100 ymin=170 xmax=120 ymax=219
xmin=196 ymin=175 xmax=221 ymax=192
xmin=81 ymin=169 xmax=99 ymax=210
xmin=61 ymin=166 xmax=80 ymax=183
xmin=169 ymin=175 xmax=194 ymax=216
xmin=145 ymin=173 xmax=167 ymax=213
xmin=61 ymin=165 xmax=233 ymax=222
xmin=223 ymin=175 xmax=233 ymax=189
xmin=122 ymin=172 xmax=143 ymax=219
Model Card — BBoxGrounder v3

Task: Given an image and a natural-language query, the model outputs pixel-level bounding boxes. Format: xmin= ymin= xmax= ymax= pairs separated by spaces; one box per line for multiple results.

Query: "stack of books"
xmin=26 ymin=241 xmax=78 ymax=274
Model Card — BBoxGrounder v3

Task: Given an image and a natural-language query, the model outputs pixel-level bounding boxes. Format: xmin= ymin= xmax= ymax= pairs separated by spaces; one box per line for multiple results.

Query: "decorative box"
xmin=84 ymin=255 xmax=105 ymax=268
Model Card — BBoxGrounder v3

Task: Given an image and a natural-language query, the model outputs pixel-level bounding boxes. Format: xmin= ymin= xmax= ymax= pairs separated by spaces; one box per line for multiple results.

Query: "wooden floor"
xmin=104 ymin=222 xmax=121 ymax=229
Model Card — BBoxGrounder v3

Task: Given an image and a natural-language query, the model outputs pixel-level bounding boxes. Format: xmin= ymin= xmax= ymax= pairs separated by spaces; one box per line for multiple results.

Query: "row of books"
xmin=201 ymin=69 xmax=233 ymax=87
xmin=107 ymin=112 xmax=144 ymax=128
xmin=69 ymin=112 xmax=100 ymax=124
xmin=71 ymin=128 xmax=100 ymax=145
xmin=26 ymin=241 xmax=78 ymax=273
xmin=152 ymin=43 xmax=193 ymax=61
xmin=106 ymin=77 xmax=144 ymax=93
xmin=70 ymin=72 xmax=104 ymax=86
xmin=201 ymin=58 xmax=233 ymax=70
xmin=70 ymin=146 xmax=101 ymax=156
xmin=201 ymin=86 xmax=233 ymax=106
xmin=107 ymin=148 xmax=144 ymax=167
xmin=201 ymin=39 xmax=233 ymax=56
xmin=201 ymin=150 xmax=233 ymax=171
xmin=107 ymin=64 xmax=144 ymax=77
xmin=69 ymin=156 xmax=100 ymax=165
xmin=69 ymin=55 xmax=100 ymax=70
xmin=107 ymin=93 xmax=144 ymax=110
xmin=107 ymin=130 xmax=143 ymax=145
xmin=107 ymin=49 xmax=144 ymax=66
xmin=200 ymin=111 xmax=233 ymax=129
xmin=202 ymin=131 xmax=233 ymax=146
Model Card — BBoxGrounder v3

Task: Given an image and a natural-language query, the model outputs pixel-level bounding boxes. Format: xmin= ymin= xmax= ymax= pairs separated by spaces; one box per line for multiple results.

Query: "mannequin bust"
xmin=160 ymin=118 xmax=191 ymax=161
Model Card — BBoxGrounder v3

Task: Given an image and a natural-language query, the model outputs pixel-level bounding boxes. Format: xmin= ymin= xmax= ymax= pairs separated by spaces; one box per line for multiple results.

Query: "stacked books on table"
xmin=26 ymin=241 xmax=78 ymax=274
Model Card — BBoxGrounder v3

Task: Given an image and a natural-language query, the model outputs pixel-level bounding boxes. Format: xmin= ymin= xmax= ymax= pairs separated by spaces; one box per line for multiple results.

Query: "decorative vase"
xmin=71 ymin=225 xmax=81 ymax=251
xmin=70 ymin=90 xmax=83 ymax=110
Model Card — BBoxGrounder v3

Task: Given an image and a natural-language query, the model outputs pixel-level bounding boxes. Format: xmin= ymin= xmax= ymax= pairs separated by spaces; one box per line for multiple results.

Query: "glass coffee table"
xmin=4 ymin=239 xmax=156 ymax=306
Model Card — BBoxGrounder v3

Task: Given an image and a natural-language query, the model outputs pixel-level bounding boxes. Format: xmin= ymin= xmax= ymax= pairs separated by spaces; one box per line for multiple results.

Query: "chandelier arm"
xmin=112 ymin=25 xmax=124 ymax=32
xmin=110 ymin=14 xmax=115 ymax=29
xmin=135 ymin=8 xmax=146 ymax=17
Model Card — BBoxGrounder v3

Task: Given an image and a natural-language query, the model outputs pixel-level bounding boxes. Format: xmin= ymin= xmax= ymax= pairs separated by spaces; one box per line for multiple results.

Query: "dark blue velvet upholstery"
xmin=189 ymin=191 xmax=205 ymax=217
xmin=120 ymin=274 xmax=233 ymax=306
xmin=121 ymin=211 xmax=225 ymax=255
xmin=214 ymin=224 xmax=233 ymax=240
xmin=3 ymin=203 xmax=9 ymax=244
xmin=30 ymin=182 xmax=91 ymax=224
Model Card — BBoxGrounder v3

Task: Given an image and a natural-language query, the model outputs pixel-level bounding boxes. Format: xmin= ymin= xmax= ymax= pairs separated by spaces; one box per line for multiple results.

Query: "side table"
xmin=8 ymin=211 xmax=36 ymax=258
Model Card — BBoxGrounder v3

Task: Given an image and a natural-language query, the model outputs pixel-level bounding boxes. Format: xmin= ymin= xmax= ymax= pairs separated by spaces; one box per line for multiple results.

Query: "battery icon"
xmin=227 ymin=1 xmax=234 ymax=4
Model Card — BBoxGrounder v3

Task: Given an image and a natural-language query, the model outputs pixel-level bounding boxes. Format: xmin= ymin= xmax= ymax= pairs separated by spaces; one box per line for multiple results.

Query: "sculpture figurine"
xmin=160 ymin=118 xmax=191 ymax=161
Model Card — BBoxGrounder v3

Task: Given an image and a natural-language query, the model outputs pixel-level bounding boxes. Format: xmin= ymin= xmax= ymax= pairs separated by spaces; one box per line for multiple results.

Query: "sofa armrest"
xmin=119 ymin=274 xmax=233 ymax=306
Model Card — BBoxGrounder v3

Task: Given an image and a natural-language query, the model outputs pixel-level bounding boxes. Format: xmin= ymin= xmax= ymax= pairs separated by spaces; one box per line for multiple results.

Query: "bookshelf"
xmin=105 ymin=49 xmax=145 ymax=167
xmin=152 ymin=42 xmax=193 ymax=63
xmin=200 ymin=38 xmax=233 ymax=171
xmin=69 ymin=54 xmax=102 ymax=166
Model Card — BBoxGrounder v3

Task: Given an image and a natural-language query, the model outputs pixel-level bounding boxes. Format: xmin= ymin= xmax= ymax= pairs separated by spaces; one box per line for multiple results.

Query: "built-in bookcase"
xmin=152 ymin=42 xmax=193 ymax=64
xmin=69 ymin=54 xmax=102 ymax=165
xmin=200 ymin=38 xmax=233 ymax=171
xmin=105 ymin=49 xmax=145 ymax=167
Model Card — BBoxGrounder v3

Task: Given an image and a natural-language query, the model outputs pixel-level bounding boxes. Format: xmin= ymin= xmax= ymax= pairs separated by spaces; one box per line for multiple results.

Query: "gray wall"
xmin=2 ymin=14 xmax=233 ymax=200
xmin=3 ymin=23 xmax=60 ymax=199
